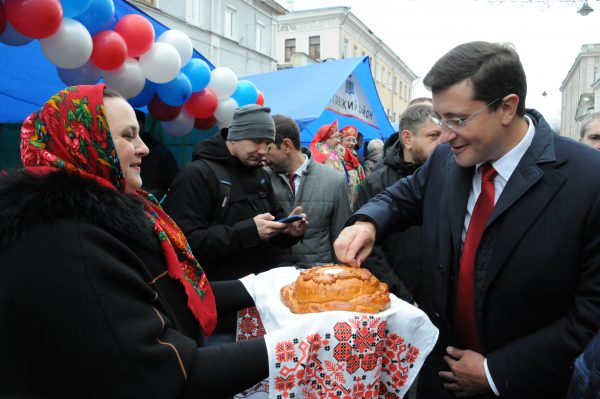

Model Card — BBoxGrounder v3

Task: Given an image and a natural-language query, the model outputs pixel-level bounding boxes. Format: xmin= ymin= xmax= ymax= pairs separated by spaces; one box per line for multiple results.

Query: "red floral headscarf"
xmin=309 ymin=119 xmax=339 ymax=163
xmin=21 ymin=84 xmax=217 ymax=335
xmin=339 ymin=125 xmax=362 ymax=171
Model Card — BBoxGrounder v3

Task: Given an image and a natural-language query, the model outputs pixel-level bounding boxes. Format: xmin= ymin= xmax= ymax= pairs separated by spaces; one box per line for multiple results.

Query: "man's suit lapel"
xmin=446 ymin=155 xmax=473 ymax=260
xmin=482 ymin=116 xmax=567 ymax=291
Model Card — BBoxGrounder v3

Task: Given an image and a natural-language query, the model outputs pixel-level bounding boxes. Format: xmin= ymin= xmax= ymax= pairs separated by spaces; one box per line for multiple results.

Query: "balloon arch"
xmin=0 ymin=0 xmax=265 ymax=136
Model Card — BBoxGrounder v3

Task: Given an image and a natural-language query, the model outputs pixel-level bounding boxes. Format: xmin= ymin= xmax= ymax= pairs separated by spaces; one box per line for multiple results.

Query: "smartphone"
xmin=276 ymin=215 xmax=303 ymax=224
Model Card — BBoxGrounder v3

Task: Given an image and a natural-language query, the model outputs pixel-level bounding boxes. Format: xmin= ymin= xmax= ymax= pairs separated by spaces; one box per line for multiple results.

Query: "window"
xmin=285 ymin=38 xmax=296 ymax=62
xmin=392 ymin=76 xmax=397 ymax=94
xmin=388 ymin=71 xmax=392 ymax=91
xmin=382 ymin=67 xmax=386 ymax=87
xmin=256 ymin=22 xmax=265 ymax=52
xmin=309 ymin=36 xmax=320 ymax=60
xmin=343 ymin=38 xmax=349 ymax=58
xmin=353 ymin=45 xmax=358 ymax=57
xmin=375 ymin=60 xmax=380 ymax=81
xmin=185 ymin=0 xmax=201 ymax=25
xmin=224 ymin=5 xmax=236 ymax=39
xmin=399 ymin=81 xmax=403 ymax=99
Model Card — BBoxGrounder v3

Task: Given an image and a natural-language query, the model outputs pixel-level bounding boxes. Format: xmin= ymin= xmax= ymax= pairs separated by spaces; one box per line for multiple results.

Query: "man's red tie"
xmin=454 ymin=163 xmax=497 ymax=353
xmin=287 ymin=173 xmax=296 ymax=196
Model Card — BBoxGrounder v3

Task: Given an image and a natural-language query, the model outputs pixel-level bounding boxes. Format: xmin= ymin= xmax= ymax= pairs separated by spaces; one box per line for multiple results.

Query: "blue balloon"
xmin=61 ymin=0 xmax=93 ymax=18
xmin=0 ymin=22 xmax=33 ymax=46
xmin=57 ymin=62 xmax=102 ymax=86
xmin=181 ymin=58 xmax=211 ymax=92
xmin=75 ymin=0 xmax=116 ymax=36
xmin=231 ymin=80 xmax=259 ymax=107
xmin=156 ymin=73 xmax=192 ymax=107
xmin=128 ymin=80 xmax=157 ymax=108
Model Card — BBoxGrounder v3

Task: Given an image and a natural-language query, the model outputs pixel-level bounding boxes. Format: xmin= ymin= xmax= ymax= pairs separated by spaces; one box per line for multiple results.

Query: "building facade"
xmin=560 ymin=43 xmax=600 ymax=139
xmin=133 ymin=0 xmax=286 ymax=76
xmin=275 ymin=6 xmax=417 ymax=124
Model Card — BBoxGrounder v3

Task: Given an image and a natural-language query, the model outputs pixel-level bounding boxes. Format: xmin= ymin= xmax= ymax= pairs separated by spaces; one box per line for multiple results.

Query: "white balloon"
xmin=40 ymin=18 xmax=92 ymax=69
xmin=157 ymin=29 xmax=193 ymax=66
xmin=214 ymin=98 xmax=239 ymax=129
xmin=139 ymin=42 xmax=181 ymax=84
xmin=161 ymin=108 xmax=195 ymax=136
xmin=102 ymin=58 xmax=146 ymax=99
xmin=207 ymin=67 xmax=238 ymax=100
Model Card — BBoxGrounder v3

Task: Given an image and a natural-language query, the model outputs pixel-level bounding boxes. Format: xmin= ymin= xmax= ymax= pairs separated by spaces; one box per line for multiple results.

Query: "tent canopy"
xmin=244 ymin=57 xmax=394 ymax=144
xmin=0 ymin=0 xmax=214 ymax=124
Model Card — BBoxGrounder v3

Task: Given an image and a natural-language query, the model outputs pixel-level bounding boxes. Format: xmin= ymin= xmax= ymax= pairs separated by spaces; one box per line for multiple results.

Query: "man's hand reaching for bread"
xmin=333 ymin=221 xmax=376 ymax=267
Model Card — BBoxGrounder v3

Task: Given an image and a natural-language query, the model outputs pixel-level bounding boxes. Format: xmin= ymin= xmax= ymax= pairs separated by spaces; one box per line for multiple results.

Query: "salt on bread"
xmin=280 ymin=265 xmax=390 ymax=314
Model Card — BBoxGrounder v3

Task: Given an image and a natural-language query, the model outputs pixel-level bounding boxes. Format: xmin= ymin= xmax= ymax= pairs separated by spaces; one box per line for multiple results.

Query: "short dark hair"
xmin=580 ymin=112 xmax=600 ymax=138
xmin=423 ymin=41 xmax=527 ymax=117
xmin=399 ymin=104 xmax=438 ymax=135
xmin=272 ymin=115 xmax=301 ymax=149
xmin=408 ymin=97 xmax=432 ymax=107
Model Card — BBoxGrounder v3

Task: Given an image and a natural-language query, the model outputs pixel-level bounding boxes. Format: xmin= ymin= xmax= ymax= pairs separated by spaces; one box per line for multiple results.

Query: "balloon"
xmin=161 ymin=108 xmax=195 ymax=137
xmin=60 ymin=0 xmax=92 ymax=18
xmin=57 ymin=60 xmax=102 ymax=86
xmin=91 ymin=30 xmax=127 ymax=71
xmin=231 ymin=80 xmax=258 ymax=107
xmin=139 ymin=42 xmax=181 ymax=84
xmin=148 ymin=95 xmax=182 ymax=121
xmin=181 ymin=58 xmax=211 ymax=92
xmin=40 ymin=18 xmax=92 ymax=69
xmin=256 ymin=90 xmax=265 ymax=106
xmin=0 ymin=21 xmax=33 ymax=46
xmin=207 ymin=67 xmax=238 ymax=100
xmin=194 ymin=115 xmax=217 ymax=130
xmin=5 ymin=0 xmax=63 ymax=39
xmin=157 ymin=29 xmax=193 ymax=66
xmin=114 ymin=14 xmax=154 ymax=58
xmin=185 ymin=88 xmax=218 ymax=119
xmin=102 ymin=57 xmax=145 ymax=99
xmin=214 ymin=98 xmax=239 ymax=129
xmin=0 ymin=2 xmax=7 ymax=36
xmin=156 ymin=73 xmax=192 ymax=107
xmin=128 ymin=80 xmax=156 ymax=108
xmin=75 ymin=0 xmax=115 ymax=35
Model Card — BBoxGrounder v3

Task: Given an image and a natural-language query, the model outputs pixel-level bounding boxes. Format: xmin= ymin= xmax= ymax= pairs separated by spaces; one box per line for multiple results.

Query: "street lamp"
xmin=578 ymin=1 xmax=594 ymax=16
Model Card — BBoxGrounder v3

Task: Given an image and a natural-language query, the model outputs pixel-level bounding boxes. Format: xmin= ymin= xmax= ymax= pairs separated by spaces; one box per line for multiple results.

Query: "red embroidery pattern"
xmin=237 ymin=306 xmax=266 ymax=341
xmin=272 ymin=315 xmax=421 ymax=398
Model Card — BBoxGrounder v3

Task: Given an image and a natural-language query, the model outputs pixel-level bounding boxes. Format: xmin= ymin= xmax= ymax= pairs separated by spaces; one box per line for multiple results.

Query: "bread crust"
xmin=281 ymin=265 xmax=390 ymax=314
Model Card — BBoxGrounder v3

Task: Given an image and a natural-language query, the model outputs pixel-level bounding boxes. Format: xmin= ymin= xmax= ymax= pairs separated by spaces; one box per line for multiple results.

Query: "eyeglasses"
xmin=342 ymin=137 xmax=357 ymax=143
xmin=434 ymin=97 xmax=502 ymax=131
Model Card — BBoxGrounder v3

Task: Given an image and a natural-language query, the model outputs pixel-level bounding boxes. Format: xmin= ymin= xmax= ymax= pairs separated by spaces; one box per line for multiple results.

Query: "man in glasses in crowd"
xmin=334 ymin=41 xmax=600 ymax=398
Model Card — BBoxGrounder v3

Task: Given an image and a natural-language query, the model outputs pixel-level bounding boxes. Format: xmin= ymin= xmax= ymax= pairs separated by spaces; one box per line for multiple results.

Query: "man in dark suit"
xmin=334 ymin=41 xmax=600 ymax=398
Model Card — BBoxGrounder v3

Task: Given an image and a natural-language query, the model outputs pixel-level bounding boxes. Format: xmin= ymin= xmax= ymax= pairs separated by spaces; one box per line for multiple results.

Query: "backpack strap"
xmin=198 ymin=159 xmax=231 ymax=223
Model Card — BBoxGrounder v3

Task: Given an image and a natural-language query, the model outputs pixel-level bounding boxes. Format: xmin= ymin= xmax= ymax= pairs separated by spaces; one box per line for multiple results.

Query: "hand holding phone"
xmin=276 ymin=215 xmax=303 ymax=224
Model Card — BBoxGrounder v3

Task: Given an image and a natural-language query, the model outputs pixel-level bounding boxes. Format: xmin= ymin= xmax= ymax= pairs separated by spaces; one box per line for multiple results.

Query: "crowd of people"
xmin=1 ymin=40 xmax=600 ymax=398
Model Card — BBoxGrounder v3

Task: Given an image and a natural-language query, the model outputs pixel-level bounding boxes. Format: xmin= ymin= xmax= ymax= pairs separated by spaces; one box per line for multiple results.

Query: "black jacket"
xmin=163 ymin=131 xmax=296 ymax=281
xmin=0 ymin=170 xmax=266 ymax=398
xmin=355 ymin=140 xmax=423 ymax=303
xmin=140 ymin=133 xmax=180 ymax=201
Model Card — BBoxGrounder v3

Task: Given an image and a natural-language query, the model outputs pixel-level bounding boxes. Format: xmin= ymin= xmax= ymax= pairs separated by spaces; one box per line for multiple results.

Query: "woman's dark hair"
xmin=103 ymin=86 xmax=125 ymax=100
xmin=423 ymin=41 xmax=527 ymax=116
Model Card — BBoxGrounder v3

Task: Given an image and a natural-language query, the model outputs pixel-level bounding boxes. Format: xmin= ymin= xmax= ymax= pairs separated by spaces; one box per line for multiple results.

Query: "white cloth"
xmin=237 ymin=267 xmax=439 ymax=399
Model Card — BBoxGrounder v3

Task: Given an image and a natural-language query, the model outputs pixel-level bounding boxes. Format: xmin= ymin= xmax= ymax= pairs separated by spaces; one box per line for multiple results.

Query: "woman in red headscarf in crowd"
xmin=339 ymin=125 xmax=365 ymax=208
xmin=309 ymin=119 xmax=348 ymax=179
xmin=0 ymin=84 xmax=267 ymax=398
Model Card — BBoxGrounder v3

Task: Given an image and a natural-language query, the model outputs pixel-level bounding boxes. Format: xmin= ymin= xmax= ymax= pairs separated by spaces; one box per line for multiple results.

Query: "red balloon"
xmin=0 ymin=3 xmax=6 ymax=36
xmin=185 ymin=88 xmax=218 ymax=119
xmin=256 ymin=90 xmax=265 ymax=106
xmin=114 ymin=14 xmax=154 ymax=58
xmin=91 ymin=30 xmax=127 ymax=71
xmin=148 ymin=95 xmax=182 ymax=121
xmin=194 ymin=115 xmax=217 ymax=130
xmin=4 ymin=0 xmax=63 ymax=39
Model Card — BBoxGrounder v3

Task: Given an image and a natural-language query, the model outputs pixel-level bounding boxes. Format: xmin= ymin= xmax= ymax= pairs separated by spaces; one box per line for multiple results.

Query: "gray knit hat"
xmin=227 ymin=104 xmax=275 ymax=141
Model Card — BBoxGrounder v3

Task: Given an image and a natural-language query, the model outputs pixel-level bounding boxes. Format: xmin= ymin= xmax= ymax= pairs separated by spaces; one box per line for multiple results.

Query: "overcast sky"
xmin=291 ymin=0 xmax=600 ymax=127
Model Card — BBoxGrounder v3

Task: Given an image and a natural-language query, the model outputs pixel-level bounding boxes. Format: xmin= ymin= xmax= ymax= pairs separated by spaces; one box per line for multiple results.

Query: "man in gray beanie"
xmin=164 ymin=104 xmax=307 ymax=282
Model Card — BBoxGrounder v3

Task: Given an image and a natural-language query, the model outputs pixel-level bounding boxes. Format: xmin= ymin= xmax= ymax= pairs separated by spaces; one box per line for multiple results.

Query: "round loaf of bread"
xmin=280 ymin=265 xmax=390 ymax=314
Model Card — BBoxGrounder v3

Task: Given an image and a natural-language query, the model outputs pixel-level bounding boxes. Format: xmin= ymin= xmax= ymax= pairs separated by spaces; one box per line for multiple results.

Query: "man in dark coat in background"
xmin=135 ymin=110 xmax=179 ymax=201
xmin=163 ymin=105 xmax=307 ymax=282
xmin=355 ymin=104 xmax=441 ymax=304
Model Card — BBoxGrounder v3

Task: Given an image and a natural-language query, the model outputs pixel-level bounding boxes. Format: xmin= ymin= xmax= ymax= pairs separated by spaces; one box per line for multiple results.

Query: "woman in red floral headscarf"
xmin=339 ymin=125 xmax=366 ymax=208
xmin=309 ymin=119 xmax=348 ymax=179
xmin=0 ymin=84 xmax=268 ymax=397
